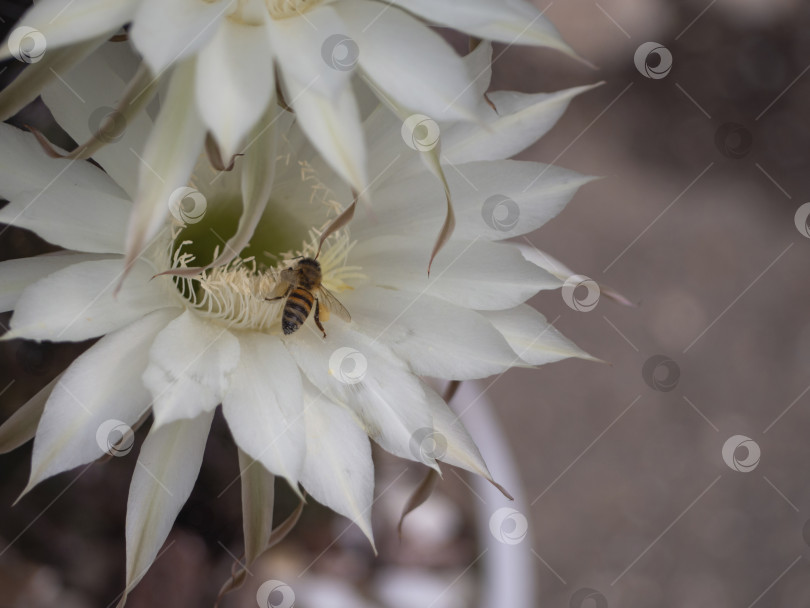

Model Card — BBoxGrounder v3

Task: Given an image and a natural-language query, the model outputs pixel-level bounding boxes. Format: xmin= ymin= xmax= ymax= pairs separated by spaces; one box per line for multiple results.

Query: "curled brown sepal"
xmin=213 ymin=494 xmax=306 ymax=608
xmin=316 ymin=189 xmax=358 ymax=259
xmin=205 ymin=132 xmax=243 ymax=172
xmin=397 ymin=468 xmax=440 ymax=539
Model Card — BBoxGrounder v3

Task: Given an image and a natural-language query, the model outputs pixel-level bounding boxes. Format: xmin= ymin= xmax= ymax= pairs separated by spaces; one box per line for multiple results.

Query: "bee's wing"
xmin=268 ymin=268 xmax=297 ymax=298
xmin=318 ymin=286 xmax=351 ymax=323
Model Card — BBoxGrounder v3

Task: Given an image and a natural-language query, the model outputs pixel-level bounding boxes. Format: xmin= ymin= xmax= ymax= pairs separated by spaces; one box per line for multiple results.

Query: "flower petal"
xmin=144 ymin=310 xmax=240 ymax=428
xmin=195 ymin=18 xmax=275 ymax=159
xmin=341 ymin=287 xmax=517 ymax=380
xmin=352 ymin=236 xmax=559 ymax=310
xmin=481 ymin=304 xmax=596 ymax=365
xmin=0 ymin=374 xmax=60 ymax=454
xmin=443 ymin=84 xmax=601 ymax=165
xmin=339 ymin=0 xmax=482 ymax=121
xmin=222 ymin=333 xmax=305 ymax=489
xmin=119 ymin=411 xmax=214 ymax=606
xmin=238 ymin=449 xmax=275 ymax=566
xmin=0 ymin=252 xmax=112 ymax=312
xmin=25 ymin=308 xmax=178 ymax=491
xmin=393 ymin=0 xmax=575 ymax=56
xmin=6 ymin=259 xmax=175 ymax=342
xmin=130 ymin=0 xmax=227 ymax=76
xmin=0 ymin=0 xmax=135 ymax=61
xmin=300 ymin=381 xmax=375 ymax=545
xmin=285 ymin=323 xmax=437 ymax=468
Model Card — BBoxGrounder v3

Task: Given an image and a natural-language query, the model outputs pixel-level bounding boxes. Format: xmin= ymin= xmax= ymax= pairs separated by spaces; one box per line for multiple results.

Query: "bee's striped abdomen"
xmin=282 ymin=288 xmax=314 ymax=335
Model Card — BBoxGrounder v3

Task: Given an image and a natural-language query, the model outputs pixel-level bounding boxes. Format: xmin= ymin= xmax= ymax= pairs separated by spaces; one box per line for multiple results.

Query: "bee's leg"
xmin=314 ymin=298 xmax=327 ymax=338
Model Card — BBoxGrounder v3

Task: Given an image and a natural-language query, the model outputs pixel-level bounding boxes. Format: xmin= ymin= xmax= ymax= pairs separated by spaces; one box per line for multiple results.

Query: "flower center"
xmin=264 ymin=0 xmax=326 ymax=19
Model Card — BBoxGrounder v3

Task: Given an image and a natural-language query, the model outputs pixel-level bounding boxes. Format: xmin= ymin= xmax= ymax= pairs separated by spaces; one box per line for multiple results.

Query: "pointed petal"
xmin=25 ymin=309 xmax=177 ymax=490
xmin=0 ymin=0 xmax=135 ymax=62
xmin=239 ymin=449 xmax=275 ymax=566
xmin=6 ymin=259 xmax=176 ymax=342
xmin=481 ymin=304 xmax=596 ymax=365
xmin=462 ymin=40 xmax=493 ymax=99
xmin=120 ymin=411 xmax=214 ymax=604
xmin=338 ymin=0 xmax=482 ymax=121
xmin=285 ymin=323 xmax=437 ymax=469
xmin=0 ymin=253 xmax=112 ymax=312
xmin=130 ymin=0 xmax=227 ymax=76
xmin=341 ymin=287 xmax=516 ymax=380
xmin=0 ymin=374 xmax=61 ymax=454
xmin=394 ymin=0 xmax=575 ymax=56
xmin=195 ymin=18 xmax=275 ymax=159
xmin=443 ymin=83 xmax=602 ymax=164
xmin=144 ymin=310 xmax=240 ymax=428
xmin=124 ymin=59 xmax=206 ymax=281
xmin=300 ymin=382 xmax=375 ymax=544
xmin=222 ymin=333 xmax=305 ymax=489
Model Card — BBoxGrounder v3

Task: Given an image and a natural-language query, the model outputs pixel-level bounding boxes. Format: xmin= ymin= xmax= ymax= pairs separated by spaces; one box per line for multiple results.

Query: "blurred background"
xmin=1 ymin=0 xmax=810 ymax=606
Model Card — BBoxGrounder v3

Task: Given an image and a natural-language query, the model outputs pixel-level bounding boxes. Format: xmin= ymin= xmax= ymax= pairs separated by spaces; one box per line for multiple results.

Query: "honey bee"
xmin=267 ymin=257 xmax=350 ymax=337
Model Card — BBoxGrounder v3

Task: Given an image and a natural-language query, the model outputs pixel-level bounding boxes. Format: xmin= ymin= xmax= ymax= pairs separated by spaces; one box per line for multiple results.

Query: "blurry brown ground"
xmin=2 ymin=0 xmax=810 ymax=607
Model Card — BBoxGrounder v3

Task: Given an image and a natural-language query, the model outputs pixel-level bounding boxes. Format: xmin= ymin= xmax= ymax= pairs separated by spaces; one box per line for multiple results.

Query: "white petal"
xmin=0 ymin=0 xmax=135 ymax=61
xmin=145 ymin=310 xmax=240 ymax=428
xmin=393 ymin=0 xmax=575 ymax=55
xmin=238 ymin=449 xmax=274 ymax=566
xmin=130 ymin=0 xmax=227 ymax=75
xmin=341 ymin=287 xmax=517 ymax=380
xmin=121 ymin=411 xmax=214 ymax=602
xmin=357 ymin=159 xmax=594 ymax=242
xmin=0 ymin=374 xmax=60 ymax=454
xmin=26 ymin=309 xmax=177 ymax=490
xmin=0 ymin=252 xmax=112 ymax=312
xmin=222 ymin=332 xmax=305 ymax=489
xmin=339 ymin=0 xmax=481 ymax=121
xmin=124 ymin=59 xmax=206 ymax=274
xmin=481 ymin=304 xmax=596 ymax=365
xmin=283 ymin=77 xmax=368 ymax=194
xmin=41 ymin=42 xmax=156 ymax=198
xmin=463 ymin=40 xmax=493 ymax=99
xmin=300 ymin=381 xmax=374 ymax=544
xmin=443 ymin=84 xmax=601 ymax=165
xmin=352 ymin=236 xmax=559 ymax=310
xmin=195 ymin=18 xmax=275 ymax=159
xmin=6 ymin=259 xmax=176 ymax=342
xmin=285 ymin=322 xmax=437 ymax=468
